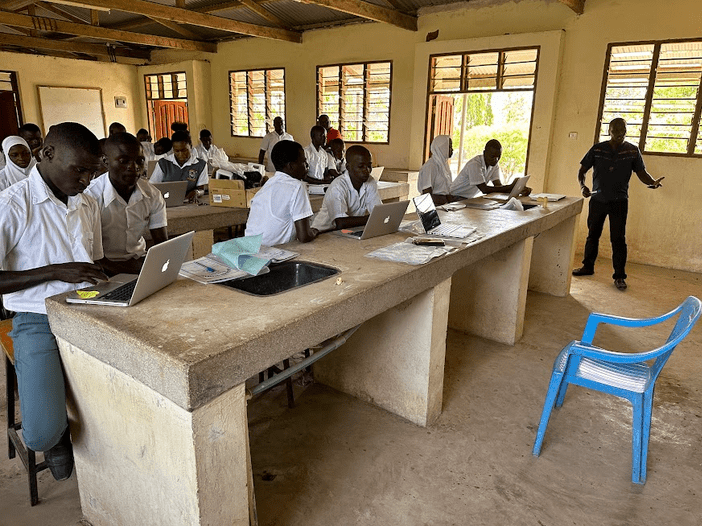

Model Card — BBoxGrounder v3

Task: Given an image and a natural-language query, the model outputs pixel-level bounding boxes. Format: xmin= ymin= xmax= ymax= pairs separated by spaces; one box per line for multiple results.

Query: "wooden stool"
xmin=1 ymin=318 xmax=49 ymax=506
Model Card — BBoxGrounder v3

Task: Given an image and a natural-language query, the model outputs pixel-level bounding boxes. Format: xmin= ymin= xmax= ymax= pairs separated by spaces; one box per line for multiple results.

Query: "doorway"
xmin=0 ymin=71 xmax=23 ymax=142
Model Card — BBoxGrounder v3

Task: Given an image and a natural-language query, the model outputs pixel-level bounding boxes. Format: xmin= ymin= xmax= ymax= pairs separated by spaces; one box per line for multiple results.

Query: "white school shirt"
xmin=260 ymin=131 xmax=293 ymax=172
xmin=450 ymin=154 xmax=502 ymax=199
xmin=149 ymin=152 xmax=209 ymax=187
xmin=194 ymin=143 xmax=229 ymax=165
xmin=141 ymin=141 xmax=156 ymax=162
xmin=85 ymin=173 xmax=167 ymax=261
xmin=0 ymin=167 xmax=103 ymax=314
xmin=312 ymin=172 xmax=382 ymax=231
xmin=245 ymin=171 xmax=313 ymax=246
xmin=304 ymin=143 xmax=335 ymax=181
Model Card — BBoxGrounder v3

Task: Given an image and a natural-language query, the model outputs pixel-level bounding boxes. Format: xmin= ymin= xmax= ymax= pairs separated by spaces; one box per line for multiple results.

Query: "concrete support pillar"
xmin=58 ymin=338 xmax=250 ymax=526
xmin=314 ymin=278 xmax=452 ymax=427
xmin=448 ymin=238 xmax=534 ymax=345
xmin=528 ymin=214 xmax=578 ymax=297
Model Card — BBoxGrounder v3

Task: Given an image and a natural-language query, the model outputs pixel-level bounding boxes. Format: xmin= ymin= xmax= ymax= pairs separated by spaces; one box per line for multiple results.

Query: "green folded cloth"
xmin=212 ymin=235 xmax=269 ymax=275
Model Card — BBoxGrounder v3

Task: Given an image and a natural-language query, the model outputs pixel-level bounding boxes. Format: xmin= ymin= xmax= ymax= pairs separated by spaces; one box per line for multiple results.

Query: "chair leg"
xmin=639 ymin=392 xmax=654 ymax=484
xmin=6 ymin=355 xmax=16 ymax=460
xmin=631 ymin=398 xmax=644 ymax=484
xmin=27 ymin=448 xmax=40 ymax=506
xmin=555 ymin=378 xmax=569 ymax=407
xmin=283 ymin=359 xmax=295 ymax=409
xmin=533 ymin=372 xmax=565 ymax=456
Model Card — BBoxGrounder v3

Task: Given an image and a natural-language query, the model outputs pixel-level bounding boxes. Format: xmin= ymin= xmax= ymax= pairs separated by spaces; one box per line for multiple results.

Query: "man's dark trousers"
xmin=582 ymin=198 xmax=628 ymax=280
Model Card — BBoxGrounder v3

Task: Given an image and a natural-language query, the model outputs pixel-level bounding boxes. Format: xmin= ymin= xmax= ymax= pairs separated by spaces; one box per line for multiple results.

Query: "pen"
xmin=195 ymin=261 xmax=215 ymax=272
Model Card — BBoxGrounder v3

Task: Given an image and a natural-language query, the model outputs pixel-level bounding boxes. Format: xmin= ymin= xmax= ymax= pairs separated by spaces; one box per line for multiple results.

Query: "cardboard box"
xmin=209 ymin=179 xmax=261 ymax=208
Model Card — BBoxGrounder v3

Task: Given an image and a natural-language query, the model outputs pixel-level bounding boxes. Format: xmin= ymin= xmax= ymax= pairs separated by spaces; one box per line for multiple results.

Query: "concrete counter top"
xmin=46 ymin=198 xmax=582 ymax=413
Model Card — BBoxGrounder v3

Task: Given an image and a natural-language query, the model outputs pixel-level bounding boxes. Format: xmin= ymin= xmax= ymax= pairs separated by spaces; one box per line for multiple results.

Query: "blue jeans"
xmin=10 ymin=312 xmax=68 ymax=452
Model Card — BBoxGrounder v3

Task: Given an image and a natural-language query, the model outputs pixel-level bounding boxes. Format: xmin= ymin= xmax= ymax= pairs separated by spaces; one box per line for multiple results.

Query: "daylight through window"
xmin=229 ymin=69 xmax=286 ymax=138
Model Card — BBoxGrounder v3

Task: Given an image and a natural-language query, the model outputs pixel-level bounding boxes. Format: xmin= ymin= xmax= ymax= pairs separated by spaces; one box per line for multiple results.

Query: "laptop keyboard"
xmin=429 ymin=223 xmax=474 ymax=238
xmin=100 ymin=280 xmax=138 ymax=302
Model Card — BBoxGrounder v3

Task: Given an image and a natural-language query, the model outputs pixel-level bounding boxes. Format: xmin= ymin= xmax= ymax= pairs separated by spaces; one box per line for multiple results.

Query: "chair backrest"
xmin=650 ymin=296 xmax=702 ymax=381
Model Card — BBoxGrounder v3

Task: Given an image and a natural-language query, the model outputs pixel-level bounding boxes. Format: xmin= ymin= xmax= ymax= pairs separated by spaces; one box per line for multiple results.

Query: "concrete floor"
xmin=1 ymin=258 xmax=701 ymax=526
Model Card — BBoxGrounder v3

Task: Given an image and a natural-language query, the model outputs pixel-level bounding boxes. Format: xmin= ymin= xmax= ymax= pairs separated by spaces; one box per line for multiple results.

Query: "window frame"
xmin=596 ymin=38 xmax=702 ymax=158
xmin=316 ymin=60 xmax=393 ymax=145
xmin=424 ymin=46 xmax=540 ymax=164
xmin=228 ymin=67 xmax=287 ymax=139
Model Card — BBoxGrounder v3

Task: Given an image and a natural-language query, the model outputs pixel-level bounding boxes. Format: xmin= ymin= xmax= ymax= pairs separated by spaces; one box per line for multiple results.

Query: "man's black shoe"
xmin=614 ymin=278 xmax=627 ymax=291
xmin=44 ymin=428 xmax=74 ymax=481
xmin=572 ymin=266 xmax=594 ymax=276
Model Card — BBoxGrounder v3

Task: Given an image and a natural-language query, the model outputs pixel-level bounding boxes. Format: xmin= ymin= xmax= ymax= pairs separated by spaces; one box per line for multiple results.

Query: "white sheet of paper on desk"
xmin=179 ymin=256 xmax=268 ymax=284
xmin=440 ymin=203 xmax=467 ymax=212
xmin=365 ymin=240 xmax=456 ymax=265
xmin=257 ymin=246 xmax=298 ymax=263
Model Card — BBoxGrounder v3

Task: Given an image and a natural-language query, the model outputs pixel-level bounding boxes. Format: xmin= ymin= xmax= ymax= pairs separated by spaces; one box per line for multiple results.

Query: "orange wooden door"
xmin=151 ymin=100 xmax=189 ymax=139
xmin=425 ymin=95 xmax=454 ymax=160
xmin=0 ymin=90 xmax=21 ymax=142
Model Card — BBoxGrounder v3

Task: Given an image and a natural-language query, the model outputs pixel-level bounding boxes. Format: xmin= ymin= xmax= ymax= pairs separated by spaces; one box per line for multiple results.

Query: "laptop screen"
xmin=413 ymin=194 xmax=441 ymax=233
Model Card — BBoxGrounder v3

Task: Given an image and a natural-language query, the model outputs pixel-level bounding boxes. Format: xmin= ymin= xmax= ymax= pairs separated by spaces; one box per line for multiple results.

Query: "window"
xmin=229 ymin=69 xmax=286 ymax=138
xmin=144 ymin=72 xmax=188 ymax=140
xmin=598 ymin=40 xmax=702 ymax=156
xmin=427 ymin=48 xmax=539 ymax=178
xmin=317 ymin=61 xmax=392 ymax=143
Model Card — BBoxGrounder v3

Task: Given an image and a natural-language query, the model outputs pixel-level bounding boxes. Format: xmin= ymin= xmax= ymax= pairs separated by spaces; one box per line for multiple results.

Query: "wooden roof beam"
xmin=4 ymin=0 xmax=35 ymax=10
xmin=35 ymin=1 xmax=90 ymax=23
xmin=0 ymin=10 xmax=218 ymax=51
xmin=42 ymin=0 xmax=302 ymax=42
xmin=0 ymin=32 xmax=151 ymax=58
xmin=558 ymin=0 xmax=584 ymax=14
xmin=301 ymin=0 xmax=416 ymax=31
xmin=146 ymin=15 xmax=202 ymax=40
xmin=238 ymin=0 xmax=289 ymax=28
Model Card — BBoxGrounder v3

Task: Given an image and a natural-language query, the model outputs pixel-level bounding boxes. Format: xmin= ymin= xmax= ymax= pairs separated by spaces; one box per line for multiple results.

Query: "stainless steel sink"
xmin=218 ymin=261 xmax=339 ymax=296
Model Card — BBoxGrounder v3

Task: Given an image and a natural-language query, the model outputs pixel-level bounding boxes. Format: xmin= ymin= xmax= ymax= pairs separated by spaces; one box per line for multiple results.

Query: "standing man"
xmin=317 ymin=114 xmax=341 ymax=143
xmin=572 ymin=118 xmax=664 ymax=290
xmin=259 ymin=116 xmax=293 ymax=172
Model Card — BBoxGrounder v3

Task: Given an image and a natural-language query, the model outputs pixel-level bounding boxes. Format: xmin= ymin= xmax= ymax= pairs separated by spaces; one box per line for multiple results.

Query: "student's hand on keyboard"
xmin=51 ymin=262 xmax=108 ymax=284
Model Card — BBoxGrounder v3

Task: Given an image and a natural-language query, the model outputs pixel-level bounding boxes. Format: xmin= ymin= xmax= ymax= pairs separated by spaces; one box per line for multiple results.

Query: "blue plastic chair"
xmin=532 ymin=296 xmax=702 ymax=484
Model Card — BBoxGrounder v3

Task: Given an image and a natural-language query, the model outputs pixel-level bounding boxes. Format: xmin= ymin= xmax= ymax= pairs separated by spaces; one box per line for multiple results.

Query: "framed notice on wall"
xmin=37 ymin=85 xmax=106 ymax=139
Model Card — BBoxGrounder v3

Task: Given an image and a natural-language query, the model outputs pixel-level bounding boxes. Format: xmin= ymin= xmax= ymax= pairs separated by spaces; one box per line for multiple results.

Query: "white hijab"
xmin=1 ymin=135 xmax=36 ymax=186
xmin=428 ymin=135 xmax=451 ymax=177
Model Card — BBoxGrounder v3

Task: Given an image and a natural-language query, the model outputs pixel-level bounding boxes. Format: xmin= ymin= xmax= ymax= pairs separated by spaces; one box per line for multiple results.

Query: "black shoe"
xmin=614 ymin=278 xmax=627 ymax=291
xmin=44 ymin=428 xmax=74 ymax=481
xmin=572 ymin=266 xmax=594 ymax=276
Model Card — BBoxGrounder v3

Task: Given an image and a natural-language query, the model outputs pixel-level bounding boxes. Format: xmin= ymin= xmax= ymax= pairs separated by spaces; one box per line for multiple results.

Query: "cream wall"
xmin=0 ymin=51 xmax=142 ymax=138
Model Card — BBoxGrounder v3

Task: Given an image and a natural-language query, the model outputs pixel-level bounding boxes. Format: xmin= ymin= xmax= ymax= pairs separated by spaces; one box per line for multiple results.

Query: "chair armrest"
xmin=570 ymin=341 xmax=673 ymax=364
xmin=580 ymin=307 xmax=682 ymax=344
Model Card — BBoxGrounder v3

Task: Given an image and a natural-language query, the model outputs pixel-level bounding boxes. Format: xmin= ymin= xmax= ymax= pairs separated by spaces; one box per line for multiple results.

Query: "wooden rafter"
xmin=34 ymin=1 xmax=89 ymax=24
xmin=238 ymin=0 xmax=289 ymax=28
xmin=383 ymin=0 xmax=408 ymax=12
xmin=301 ymin=0 xmax=417 ymax=31
xmin=4 ymin=0 xmax=35 ymax=10
xmin=146 ymin=15 xmax=202 ymax=40
xmin=90 ymin=8 xmax=98 ymax=25
xmin=42 ymin=0 xmax=302 ymax=42
xmin=558 ymin=0 xmax=584 ymax=14
xmin=0 ymin=10 xmax=218 ymax=51
xmin=0 ymin=32 xmax=151 ymax=59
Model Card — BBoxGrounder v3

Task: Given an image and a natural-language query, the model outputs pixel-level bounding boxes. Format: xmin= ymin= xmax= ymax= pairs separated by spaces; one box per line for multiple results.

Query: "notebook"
xmin=334 ymin=200 xmax=410 ymax=240
xmin=413 ymin=193 xmax=476 ymax=239
xmin=65 ymin=231 xmax=195 ymax=307
xmin=483 ymin=175 xmax=530 ymax=201
xmin=154 ymin=181 xmax=189 ymax=208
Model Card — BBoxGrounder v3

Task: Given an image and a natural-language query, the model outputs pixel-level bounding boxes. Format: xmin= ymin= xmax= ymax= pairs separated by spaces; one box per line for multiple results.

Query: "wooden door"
xmin=424 ymin=95 xmax=454 ymax=160
xmin=151 ymin=100 xmax=189 ymax=139
xmin=0 ymin=90 xmax=22 ymax=142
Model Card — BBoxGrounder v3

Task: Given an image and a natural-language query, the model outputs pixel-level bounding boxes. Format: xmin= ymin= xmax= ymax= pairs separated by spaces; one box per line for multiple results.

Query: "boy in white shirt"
xmin=85 ymin=133 xmax=168 ymax=276
xmin=304 ymin=125 xmax=338 ymax=184
xmin=245 ymin=140 xmax=318 ymax=246
xmin=258 ymin=116 xmax=293 ymax=173
xmin=328 ymin=138 xmax=346 ymax=174
xmin=136 ymin=128 xmax=155 ymax=161
xmin=194 ymin=129 xmax=229 ymax=168
xmin=450 ymin=139 xmax=530 ymax=199
xmin=0 ymin=122 xmax=107 ymax=481
xmin=312 ymin=145 xmax=382 ymax=231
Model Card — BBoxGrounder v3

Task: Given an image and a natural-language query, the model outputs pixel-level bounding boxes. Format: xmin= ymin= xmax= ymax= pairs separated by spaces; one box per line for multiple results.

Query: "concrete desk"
xmin=46 ymin=198 xmax=582 ymax=526
xmin=167 ymin=181 xmax=410 ymax=258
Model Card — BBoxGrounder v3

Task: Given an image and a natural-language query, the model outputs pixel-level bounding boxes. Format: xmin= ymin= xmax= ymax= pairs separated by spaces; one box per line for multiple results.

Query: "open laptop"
xmin=483 ymin=175 xmax=530 ymax=201
xmin=335 ymin=200 xmax=409 ymax=240
xmin=65 ymin=231 xmax=195 ymax=307
xmin=154 ymin=181 xmax=189 ymax=208
xmin=413 ymin=193 xmax=476 ymax=239
xmin=146 ymin=160 xmax=158 ymax=178
xmin=370 ymin=166 xmax=384 ymax=179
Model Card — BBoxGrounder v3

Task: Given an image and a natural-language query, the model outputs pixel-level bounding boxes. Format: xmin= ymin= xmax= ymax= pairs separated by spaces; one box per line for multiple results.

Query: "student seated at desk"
xmin=450 ymin=139 xmax=531 ymax=199
xmin=304 ymin=126 xmax=339 ymax=184
xmin=0 ymin=122 xmax=107 ymax=482
xmin=418 ymin=135 xmax=455 ymax=205
xmin=194 ymin=129 xmax=229 ymax=168
xmin=259 ymin=116 xmax=293 ymax=173
xmin=328 ymin=138 xmax=346 ymax=174
xmin=149 ymin=130 xmax=208 ymax=202
xmin=108 ymin=121 xmax=127 ymax=137
xmin=312 ymin=145 xmax=381 ymax=231
xmin=0 ymin=136 xmax=35 ymax=191
xmin=245 ymin=140 xmax=318 ymax=246
xmin=85 ymin=133 xmax=168 ymax=276
xmin=18 ymin=122 xmax=44 ymax=163
xmin=136 ymin=128 xmax=155 ymax=161
xmin=153 ymin=137 xmax=172 ymax=161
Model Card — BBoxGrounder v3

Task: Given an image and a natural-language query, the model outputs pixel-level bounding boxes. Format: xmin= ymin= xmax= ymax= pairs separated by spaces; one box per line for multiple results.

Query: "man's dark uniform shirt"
xmin=580 ymin=140 xmax=645 ymax=201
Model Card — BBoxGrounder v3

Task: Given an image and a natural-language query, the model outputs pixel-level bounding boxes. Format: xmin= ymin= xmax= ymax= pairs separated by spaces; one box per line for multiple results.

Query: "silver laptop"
xmin=413 ymin=194 xmax=476 ymax=239
xmin=335 ymin=200 xmax=409 ymax=240
xmin=154 ymin=181 xmax=189 ymax=208
xmin=483 ymin=175 xmax=530 ymax=201
xmin=370 ymin=166 xmax=384 ymax=179
xmin=65 ymin=231 xmax=195 ymax=307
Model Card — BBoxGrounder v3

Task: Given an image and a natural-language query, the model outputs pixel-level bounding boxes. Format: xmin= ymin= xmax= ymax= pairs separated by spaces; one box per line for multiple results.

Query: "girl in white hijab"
xmin=417 ymin=135 xmax=453 ymax=204
xmin=0 ymin=135 xmax=36 ymax=191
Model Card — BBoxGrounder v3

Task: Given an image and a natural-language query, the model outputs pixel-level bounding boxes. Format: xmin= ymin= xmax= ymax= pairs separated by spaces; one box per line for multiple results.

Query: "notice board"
xmin=37 ymin=85 xmax=106 ymax=139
